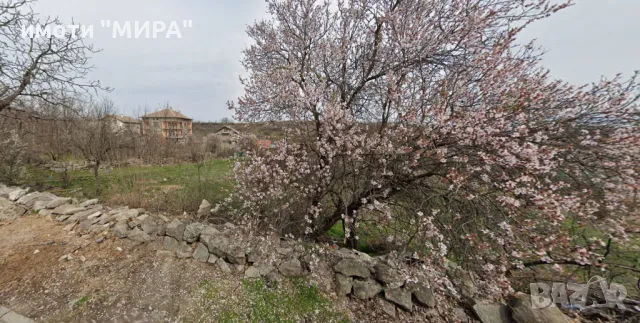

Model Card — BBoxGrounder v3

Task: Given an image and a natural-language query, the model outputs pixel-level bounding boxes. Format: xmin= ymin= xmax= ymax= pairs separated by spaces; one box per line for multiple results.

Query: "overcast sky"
xmin=33 ymin=0 xmax=639 ymax=122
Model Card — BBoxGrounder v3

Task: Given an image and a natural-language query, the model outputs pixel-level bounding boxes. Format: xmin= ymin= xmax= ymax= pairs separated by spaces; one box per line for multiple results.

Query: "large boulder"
xmin=334 ymin=259 xmax=371 ymax=278
xmin=183 ymin=222 xmax=204 ymax=243
xmin=45 ymin=197 xmax=71 ymax=209
xmin=352 ymin=279 xmax=382 ymax=299
xmin=165 ymin=219 xmax=186 ymax=240
xmin=508 ymin=293 xmax=570 ymax=323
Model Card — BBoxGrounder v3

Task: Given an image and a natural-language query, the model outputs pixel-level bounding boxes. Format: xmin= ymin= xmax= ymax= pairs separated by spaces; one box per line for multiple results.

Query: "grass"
xmin=188 ymin=278 xmax=349 ymax=323
xmin=22 ymin=158 xmax=235 ymax=214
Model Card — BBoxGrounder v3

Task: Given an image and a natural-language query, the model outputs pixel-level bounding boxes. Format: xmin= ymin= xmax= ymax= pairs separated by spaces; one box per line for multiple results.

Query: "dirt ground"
xmin=0 ymin=215 xmax=245 ymax=322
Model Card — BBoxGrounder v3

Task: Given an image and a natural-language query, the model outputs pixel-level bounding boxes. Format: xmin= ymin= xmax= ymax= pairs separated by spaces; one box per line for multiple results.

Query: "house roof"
xmin=256 ymin=139 xmax=272 ymax=149
xmin=142 ymin=108 xmax=192 ymax=120
xmin=109 ymin=114 xmax=140 ymax=124
xmin=214 ymin=125 xmax=239 ymax=134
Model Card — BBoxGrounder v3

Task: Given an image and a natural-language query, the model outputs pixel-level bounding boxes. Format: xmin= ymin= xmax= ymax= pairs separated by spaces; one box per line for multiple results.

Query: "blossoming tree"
xmin=229 ymin=0 xmax=639 ymax=295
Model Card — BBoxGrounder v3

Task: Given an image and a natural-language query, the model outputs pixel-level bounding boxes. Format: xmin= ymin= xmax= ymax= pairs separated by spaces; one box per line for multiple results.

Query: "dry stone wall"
xmin=0 ymin=183 xmax=577 ymax=322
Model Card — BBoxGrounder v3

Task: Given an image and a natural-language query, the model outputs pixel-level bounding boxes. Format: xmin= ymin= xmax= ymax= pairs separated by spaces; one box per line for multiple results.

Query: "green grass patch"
xmin=22 ymin=159 xmax=235 ymax=214
xmin=188 ymin=278 xmax=348 ymax=323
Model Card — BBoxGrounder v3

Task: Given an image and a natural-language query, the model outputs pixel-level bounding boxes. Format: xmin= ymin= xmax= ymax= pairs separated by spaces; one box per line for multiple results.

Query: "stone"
xmin=55 ymin=214 xmax=71 ymax=222
xmin=216 ymin=258 xmax=232 ymax=274
xmin=165 ymin=219 xmax=186 ymax=240
xmin=46 ymin=197 xmax=71 ymax=209
xmin=96 ymin=237 xmax=105 ymax=244
xmin=247 ymin=249 xmax=263 ymax=263
xmin=192 ymin=243 xmax=209 ymax=262
xmin=335 ymin=273 xmax=353 ymax=296
xmin=244 ymin=266 xmax=262 ymax=279
xmin=207 ymin=254 xmax=219 ymax=264
xmin=67 ymin=208 xmax=101 ymax=223
xmin=508 ymin=293 xmax=570 ymax=323
xmin=134 ymin=213 xmax=149 ymax=224
xmin=408 ymin=283 xmax=436 ymax=308
xmin=374 ymin=263 xmax=404 ymax=288
xmin=200 ymin=234 xmax=230 ymax=258
xmin=80 ymin=198 xmax=99 ymax=207
xmin=176 ymin=242 xmax=193 ymax=259
xmin=8 ymin=189 xmax=27 ymax=201
xmin=163 ymin=236 xmax=180 ymax=251
xmin=33 ymin=200 xmax=48 ymax=212
xmin=114 ymin=221 xmax=130 ymax=239
xmin=197 ymin=199 xmax=211 ymax=217
xmin=141 ymin=215 xmax=167 ymax=236
xmin=80 ymin=217 xmax=100 ymax=231
xmin=278 ymin=258 xmax=304 ymax=277
xmin=63 ymin=223 xmax=76 ymax=231
xmin=17 ymin=192 xmax=56 ymax=208
xmin=87 ymin=212 xmax=102 ymax=220
xmin=201 ymin=225 xmax=220 ymax=236
xmin=473 ymin=303 xmax=511 ymax=323
xmin=379 ymin=298 xmax=397 ymax=318
xmin=51 ymin=204 xmax=80 ymax=215
xmin=127 ymin=221 xmax=137 ymax=229
xmin=225 ymin=246 xmax=246 ymax=265
xmin=128 ymin=228 xmax=152 ymax=243
xmin=0 ymin=306 xmax=9 ymax=317
xmin=0 ymin=198 xmax=27 ymax=220
xmin=334 ymin=258 xmax=371 ymax=278
xmin=265 ymin=270 xmax=284 ymax=286
xmin=352 ymin=279 xmax=382 ymax=299
xmin=385 ymin=288 xmax=413 ymax=312
xmin=183 ymin=222 xmax=204 ymax=243
xmin=234 ymin=264 xmax=245 ymax=273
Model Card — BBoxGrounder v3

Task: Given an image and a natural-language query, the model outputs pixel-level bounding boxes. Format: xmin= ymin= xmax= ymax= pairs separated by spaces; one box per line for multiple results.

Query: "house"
xmin=107 ymin=114 xmax=141 ymax=134
xmin=141 ymin=108 xmax=193 ymax=140
xmin=213 ymin=125 xmax=240 ymax=146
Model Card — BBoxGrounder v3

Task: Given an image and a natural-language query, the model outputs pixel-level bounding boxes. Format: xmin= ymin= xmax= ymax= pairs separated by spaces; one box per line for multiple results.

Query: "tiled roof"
xmin=142 ymin=108 xmax=192 ymax=120
xmin=256 ymin=139 xmax=272 ymax=149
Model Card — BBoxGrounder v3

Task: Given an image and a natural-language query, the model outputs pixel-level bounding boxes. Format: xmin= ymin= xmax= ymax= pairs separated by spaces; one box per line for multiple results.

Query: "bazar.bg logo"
xmin=20 ymin=20 xmax=193 ymax=39
xmin=530 ymin=276 xmax=628 ymax=310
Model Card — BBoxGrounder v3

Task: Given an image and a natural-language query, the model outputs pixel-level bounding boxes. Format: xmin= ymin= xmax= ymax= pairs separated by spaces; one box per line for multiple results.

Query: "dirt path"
xmin=0 ymin=215 xmax=243 ymax=322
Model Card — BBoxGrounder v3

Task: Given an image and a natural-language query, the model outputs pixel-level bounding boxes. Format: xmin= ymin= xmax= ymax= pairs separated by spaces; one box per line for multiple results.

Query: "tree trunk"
xmin=93 ymin=161 xmax=100 ymax=195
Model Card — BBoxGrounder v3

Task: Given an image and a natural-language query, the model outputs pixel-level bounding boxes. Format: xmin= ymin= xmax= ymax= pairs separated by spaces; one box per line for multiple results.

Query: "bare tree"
xmin=72 ymin=98 xmax=121 ymax=194
xmin=0 ymin=0 xmax=108 ymax=113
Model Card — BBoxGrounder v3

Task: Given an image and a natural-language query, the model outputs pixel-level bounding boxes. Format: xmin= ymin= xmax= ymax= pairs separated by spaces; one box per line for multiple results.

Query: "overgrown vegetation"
xmin=22 ymin=159 xmax=234 ymax=214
